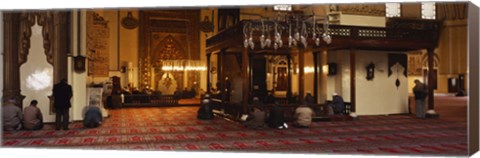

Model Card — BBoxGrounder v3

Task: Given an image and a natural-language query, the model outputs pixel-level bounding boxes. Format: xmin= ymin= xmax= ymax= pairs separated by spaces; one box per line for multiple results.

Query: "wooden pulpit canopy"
xmin=206 ymin=18 xmax=443 ymax=54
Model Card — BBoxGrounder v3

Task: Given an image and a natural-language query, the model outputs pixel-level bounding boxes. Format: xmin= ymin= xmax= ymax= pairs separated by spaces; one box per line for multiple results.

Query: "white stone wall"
xmin=327 ymin=50 xmax=409 ymax=115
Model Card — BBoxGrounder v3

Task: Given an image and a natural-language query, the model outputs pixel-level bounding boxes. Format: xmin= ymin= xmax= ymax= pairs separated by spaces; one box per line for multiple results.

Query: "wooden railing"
xmin=123 ymin=94 xmax=179 ymax=106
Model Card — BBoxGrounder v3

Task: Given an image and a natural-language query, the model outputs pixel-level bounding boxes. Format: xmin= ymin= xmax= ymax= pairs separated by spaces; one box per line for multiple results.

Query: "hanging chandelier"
xmin=243 ymin=10 xmax=332 ymax=50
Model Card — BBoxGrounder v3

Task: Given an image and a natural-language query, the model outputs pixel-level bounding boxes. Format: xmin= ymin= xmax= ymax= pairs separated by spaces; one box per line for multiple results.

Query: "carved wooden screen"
xmin=139 ymin=10 xmax=200 ymax=90
xmin=217 ymin=8 xmax=240 ymax=32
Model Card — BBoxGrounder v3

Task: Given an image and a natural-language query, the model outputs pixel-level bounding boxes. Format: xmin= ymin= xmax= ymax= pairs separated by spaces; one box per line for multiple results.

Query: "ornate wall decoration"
xmin=17 ymin=12 xmax=55 ymax=66
xmin=337 ymin=4 xmax=386 ymax=16
xmin=139 ymin=10 xmax=200 ymax=89
xmin=121 ymin=12 xmax=139 ymax=30
xmin=37 ymin=12 xmax=54 ymax=65
xmin=408 ymin=52 xmax=423 ymax=76
xmin=18 ymin=12 xmax=36 ymax=65
xmin=153 ymin=35 xmax=185 ymax=62
xmin=87 ymin=11 xmax=110 ymax=77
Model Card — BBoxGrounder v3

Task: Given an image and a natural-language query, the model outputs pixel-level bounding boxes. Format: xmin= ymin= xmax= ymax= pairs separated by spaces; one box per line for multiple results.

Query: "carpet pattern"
xmin=2 ymin=107 xmax=467 ymax=156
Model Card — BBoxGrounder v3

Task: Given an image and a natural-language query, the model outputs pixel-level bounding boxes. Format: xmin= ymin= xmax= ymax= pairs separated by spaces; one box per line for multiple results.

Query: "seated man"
xmin=267 ymin=105 xmax=288 ymax=129
xmin=243 ymin=107 xmax=267 ymax=129
xmin=304 ymin=91 xmax=315 ymax=105
xmin=197 ymin=99 xmax=214 ymax=120
xmin=23 ymin=100 xmax=44 ymax=130
xmin=2 ymin=98 xmax=23 ymax=131
xmin=293 ymin=103 xmax=314 ymax=128
xmin=263 ymin=91 xmax=277 ymax=105
xmin=329 ymin=92 xmax=345 ymax=114
xmin=83 ymin=99 xmax=103 ymax=128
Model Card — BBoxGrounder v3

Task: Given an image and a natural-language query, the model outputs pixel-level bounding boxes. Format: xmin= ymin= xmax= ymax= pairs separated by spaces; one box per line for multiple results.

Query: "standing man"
xmin=23 ymin=100 xmax=44 ymax=130
xmin=53 ymin=78 xmax=73 ymax=130
xmin=413 ymin=79 xmax=428 ymax=118
xmin=2 ymin=98 xmax=23 ymax=131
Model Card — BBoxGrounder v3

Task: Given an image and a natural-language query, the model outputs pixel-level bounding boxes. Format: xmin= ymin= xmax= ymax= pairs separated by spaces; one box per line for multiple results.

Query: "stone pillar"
xmin=298 ymin=49 xmax=305 ymax=104
xmin=350 ymin=49 xmax=357 ymax=118
xmin=242 ymin=47 xmax=249 ymax=114
xmin=2 ymin=12 xmax=24 ymax=107
xmin=52 ymin=11 xmax=69 ymax=84
xmin=426 ymin=48 xmax=439 ymax=118
xmin=206 ymin=52 xmax=211 ymax=92
xmin=219 ymin=49 xmax=225 ymax=102
xmin=313 ymin=51 xmax=318 ymax=104
xmin=287 ymin=54 xmax=292 ymax=102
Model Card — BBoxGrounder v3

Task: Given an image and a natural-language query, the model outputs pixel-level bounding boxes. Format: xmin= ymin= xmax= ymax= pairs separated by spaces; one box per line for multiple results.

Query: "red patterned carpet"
xmin=2 ymin=106 xmax=467 ymax=156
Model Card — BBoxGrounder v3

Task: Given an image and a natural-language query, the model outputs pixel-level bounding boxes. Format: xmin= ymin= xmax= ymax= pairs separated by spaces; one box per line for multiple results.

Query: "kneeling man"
xmin=23 ymin=100 xmax=44 ymax=130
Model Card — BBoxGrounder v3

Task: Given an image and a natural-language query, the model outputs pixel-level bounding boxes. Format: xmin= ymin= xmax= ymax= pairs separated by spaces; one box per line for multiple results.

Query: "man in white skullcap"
xmin=2 ymin=98 xmax=23 ymax=131
xmin=197 ymin=98 xmax=214 ymax=120
xmin=329 ymin=92 xmax=345 ymax=114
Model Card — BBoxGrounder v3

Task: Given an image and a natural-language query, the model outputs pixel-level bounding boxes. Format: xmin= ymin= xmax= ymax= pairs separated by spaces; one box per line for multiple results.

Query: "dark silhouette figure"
xmin=263 ymin=91 xmax=277 ymax=105
xmin=413 ymin=80 xmax=428 ymax=118
xmin=197 ymin=99 xmax=214 ymax=120
xmin=304 ymin=91 xmax=315 ymax=105
xmin=267 ymin=105 xmax=287 ymax=128
xmin=53 ymin=78 xmax=73 ymax=130
xmin=330 ymin=93 xmax=345 ymax=115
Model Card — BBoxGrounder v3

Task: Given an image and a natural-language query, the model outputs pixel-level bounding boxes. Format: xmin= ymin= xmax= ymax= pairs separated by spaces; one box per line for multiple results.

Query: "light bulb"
xmin=244 ymin=39 xmax=248 ymax=48
xmin=260 ymin=35 xmax=265 ymax=48
xmin=322 ymin=34 xmax=332 ymax=44
xmin=294 ymin=32 xmax=300 ymax=41
xmin=265 ymin=38 xmax=272 ymax=47
xmin=288 ymin=35 xmax=293 ymax=47
xmin=315 ymin=37 xmax=320 ymax=46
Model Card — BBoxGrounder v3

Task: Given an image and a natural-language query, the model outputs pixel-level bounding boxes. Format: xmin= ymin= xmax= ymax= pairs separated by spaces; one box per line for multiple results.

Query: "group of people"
xmin=242 ymin=96 xmax=313 ymax=129
xmin=2 ymin=99 xmax=43 ymax=131
xmin=174 ymin=87 xmax=197 ymax=99
xmin=196 ymin=91 xmax=346 ymax=130
xmin=2 ymin=79 xmax=104 ymax=131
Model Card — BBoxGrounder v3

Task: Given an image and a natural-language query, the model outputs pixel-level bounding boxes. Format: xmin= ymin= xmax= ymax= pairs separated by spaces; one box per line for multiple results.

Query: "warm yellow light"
xmin=304 ymin=67 xmax=315 ymax=74
xmin=322 ymin=65 xmax=329 ymax=74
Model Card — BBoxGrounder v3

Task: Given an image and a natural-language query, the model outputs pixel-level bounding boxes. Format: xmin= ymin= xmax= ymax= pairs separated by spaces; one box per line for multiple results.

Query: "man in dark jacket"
xmin=263 ymin=91 xmax=277 ymax=105
xmin=413 ymin=79 xmax=428 ymax=118
xmin=197 ymin=99 xmax=214 ymax=120
xmin=304 ymin=91 xmax=315 ymax=105
xmin=267 ymin=105 xmax=287 ymax=129
xmin=330 ymin=92 xmax=345 ymax=114
xmin=53 ymin=78 xmax=73 ymax=130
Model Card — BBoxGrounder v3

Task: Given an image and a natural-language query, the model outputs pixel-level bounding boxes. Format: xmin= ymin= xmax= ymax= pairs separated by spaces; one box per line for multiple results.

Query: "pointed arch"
xmin=152 ymin=35 xmax=186 ymax=65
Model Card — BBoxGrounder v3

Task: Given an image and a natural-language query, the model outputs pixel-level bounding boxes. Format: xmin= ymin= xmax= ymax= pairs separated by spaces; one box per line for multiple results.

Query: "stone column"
xmin=313 ymin=51 xmax=318 ymax=104
xmin=206 ymin=52 xmax=211 ymax=92
xmin=298 ymin=49 xmax=305 ymax=104
xmin=242 ymin=47 xmax=250 ymax=114
xmin=426 ymin=48 xmax=439 ymax=118
xmin=349 ymin=49 xmax=357 ymax=118
xmin=51 ymin=11 xmax=69 ymax=85
xmin=287 ymin=54 xmax=292 ymax=103
xmin=2 ymin=12 xmax=24 ymax=107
